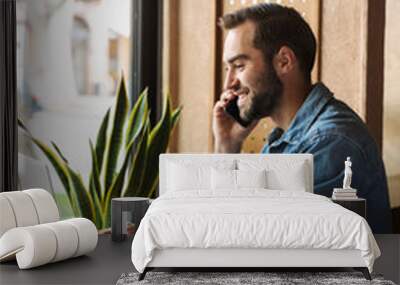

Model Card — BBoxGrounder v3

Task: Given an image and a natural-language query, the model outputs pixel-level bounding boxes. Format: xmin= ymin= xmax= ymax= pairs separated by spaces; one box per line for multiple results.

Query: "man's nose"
xmin=223 ymin=73 xmax=240 ymax=91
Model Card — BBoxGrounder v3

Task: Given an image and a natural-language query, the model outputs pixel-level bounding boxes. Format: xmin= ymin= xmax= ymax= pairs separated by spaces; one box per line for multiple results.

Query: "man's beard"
xmin=241 ymin=66 xmax=283 ymax=122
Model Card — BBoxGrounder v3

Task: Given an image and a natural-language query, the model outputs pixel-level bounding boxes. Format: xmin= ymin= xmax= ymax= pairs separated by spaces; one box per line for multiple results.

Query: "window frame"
xmin=131 ymin=0 xmax=163 ymax=125
xmin=0 ymin=0 xmax=164 ymax=191
xmin=0 ymin=0 xmax=18 ymax=192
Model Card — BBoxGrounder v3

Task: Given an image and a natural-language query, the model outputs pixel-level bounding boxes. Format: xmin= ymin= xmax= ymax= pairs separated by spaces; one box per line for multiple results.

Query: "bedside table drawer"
xmin=331 ymin=198 xmax=366 ymax=219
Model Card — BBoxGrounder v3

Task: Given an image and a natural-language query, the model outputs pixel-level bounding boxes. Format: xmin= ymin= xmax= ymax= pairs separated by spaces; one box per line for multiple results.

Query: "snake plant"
xmin=18 ymin=75 xmax=182 ymax=229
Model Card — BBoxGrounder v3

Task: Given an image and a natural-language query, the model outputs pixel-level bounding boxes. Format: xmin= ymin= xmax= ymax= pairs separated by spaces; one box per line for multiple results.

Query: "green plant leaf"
xmin=123 ymin=118 xmax=150 ymax=197
xmin=89 ymin=176 xmax=104 ymax=229
xmin=125 ymin=88 xmax=148 ymax=148
xmin=170 ymin=106 xmax=182 ymax=131
xmin=18 ymin=119 xmax=79 ymax=215
xmin=89 ymin=139 xmax=103 ymax=202
xmin=95 ymin=108 xmax=110 ymax=176
xmin=147 ymin=176 xmax=160 ymax=198
xmin=67 ymin=181 xmax=82 ymax=218
xmin=17 ymin=118 xmax=32 ymax=135
xmin=66 ymin=167 xmax=96 ymax=223
xmin=140 ymin=95 xmax=171 ymax=198
xmin=29 ymin=138 xmax=72 ymax=200
xmin=102 ymin=139 xmax=136 ymax=228
xmin=104 ymin=75 xmax=128 ymax=191
xmin=51 ymin=141 xmax=69 ymax=164
xmin=51 ymin=139 xmax=94 ymax=221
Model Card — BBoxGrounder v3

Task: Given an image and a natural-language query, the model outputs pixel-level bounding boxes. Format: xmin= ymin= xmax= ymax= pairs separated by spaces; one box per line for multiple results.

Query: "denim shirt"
xmin=261 ymin=83 xmax=392 ymax=233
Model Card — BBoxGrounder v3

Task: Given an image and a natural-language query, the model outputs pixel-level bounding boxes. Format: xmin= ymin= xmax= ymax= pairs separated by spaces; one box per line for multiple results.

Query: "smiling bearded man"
xmin=212 ymin=3 xmax=392 ymax=233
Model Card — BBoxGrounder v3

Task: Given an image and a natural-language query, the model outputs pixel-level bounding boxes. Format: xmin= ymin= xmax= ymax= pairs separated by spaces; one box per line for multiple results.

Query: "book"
xmin=332 ymin=194 xmax=358 ymax=200
xmin=333 ymin=193 xmax=358 ymax=197
xmin=332 ymin=187 xmax=358 ymax=200
xmin=333 ymin=188 xmax=357 ymax=193
xmin=332 ymin=196 xmax=359 ymax=200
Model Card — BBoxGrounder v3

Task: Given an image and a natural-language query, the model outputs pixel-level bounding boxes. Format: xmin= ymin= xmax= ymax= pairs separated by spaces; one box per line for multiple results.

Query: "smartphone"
xmin=224 ymin=96 xmax=251 ymax=127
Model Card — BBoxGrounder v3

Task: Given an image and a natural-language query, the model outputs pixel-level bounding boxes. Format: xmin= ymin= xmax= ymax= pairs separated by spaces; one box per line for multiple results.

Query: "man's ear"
xmin=273 ymin=46 xmax=297 ymax=77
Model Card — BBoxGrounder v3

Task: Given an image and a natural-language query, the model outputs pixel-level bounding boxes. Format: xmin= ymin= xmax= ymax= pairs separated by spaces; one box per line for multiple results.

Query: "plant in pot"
xmin=18 ymin=75 xmax=181 ymax=230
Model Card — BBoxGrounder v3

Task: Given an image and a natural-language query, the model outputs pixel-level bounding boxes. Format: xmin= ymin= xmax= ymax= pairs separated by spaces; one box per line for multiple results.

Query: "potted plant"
xmin=19 ymin=75 xmax=181 ymax=229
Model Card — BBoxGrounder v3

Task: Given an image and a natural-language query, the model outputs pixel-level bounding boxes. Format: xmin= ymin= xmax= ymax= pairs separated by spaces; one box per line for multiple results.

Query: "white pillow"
xmin=211 ymin=168 xmax=236 ymax=190
xmin=238 ymin=159 xmax=308 ymax=191
xmin=211 ymin=169 xmax=267 ymax=190
xmin=266 ymin=166 xmax=307 ymax=191
xmin=236 ymin=169 xmax=267 ymax=189
xmin=167 ymin=160 xmax=235 ymax=191
xmin=167 ymin=162 xmax=205 ymax=191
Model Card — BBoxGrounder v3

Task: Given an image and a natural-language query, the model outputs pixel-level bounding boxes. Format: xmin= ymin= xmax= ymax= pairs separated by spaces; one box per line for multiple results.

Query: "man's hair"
xmin=220 ymin=4 xmax=316 ymax=81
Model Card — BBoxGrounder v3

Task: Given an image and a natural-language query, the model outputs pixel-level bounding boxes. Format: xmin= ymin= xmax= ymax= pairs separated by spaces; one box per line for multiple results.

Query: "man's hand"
xmin=213 ymin=90 xmax=258 ymax=153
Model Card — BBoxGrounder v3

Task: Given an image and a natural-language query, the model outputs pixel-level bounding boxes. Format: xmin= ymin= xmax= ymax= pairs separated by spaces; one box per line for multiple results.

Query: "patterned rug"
xmin=116 ymin=271 xmax=396 ymax=285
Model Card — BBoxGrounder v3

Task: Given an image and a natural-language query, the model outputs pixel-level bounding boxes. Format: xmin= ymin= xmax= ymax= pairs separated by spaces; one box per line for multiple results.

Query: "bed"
xmin=131 ymin=154 xmax=380 ymax=281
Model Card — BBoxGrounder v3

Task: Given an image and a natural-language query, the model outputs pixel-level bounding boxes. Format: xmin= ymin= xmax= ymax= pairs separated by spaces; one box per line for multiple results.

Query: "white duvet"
xmin=131 ymin=189 xmax=380 ymax=273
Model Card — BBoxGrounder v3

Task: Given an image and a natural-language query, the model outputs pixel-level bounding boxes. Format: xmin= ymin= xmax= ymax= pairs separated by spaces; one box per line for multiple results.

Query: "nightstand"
xmin=111 ymin=197 xmax=150 ymax=242
xmin=331 ymin=198 xmax=366 ymax=218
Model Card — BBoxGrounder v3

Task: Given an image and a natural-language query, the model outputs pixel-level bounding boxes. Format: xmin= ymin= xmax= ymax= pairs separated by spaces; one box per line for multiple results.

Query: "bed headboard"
xmin=159 ymin=153 xmax=314 ymax=196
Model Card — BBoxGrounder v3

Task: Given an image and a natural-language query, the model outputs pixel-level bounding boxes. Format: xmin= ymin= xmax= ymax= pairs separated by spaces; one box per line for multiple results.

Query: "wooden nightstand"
xmin=331 ymin=198 xmax=366 ymax=218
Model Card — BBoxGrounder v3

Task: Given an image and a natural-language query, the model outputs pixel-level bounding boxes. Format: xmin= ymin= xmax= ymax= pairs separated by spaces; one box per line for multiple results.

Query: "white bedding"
xmin=131 ymin=190 xmax=380 ymax=273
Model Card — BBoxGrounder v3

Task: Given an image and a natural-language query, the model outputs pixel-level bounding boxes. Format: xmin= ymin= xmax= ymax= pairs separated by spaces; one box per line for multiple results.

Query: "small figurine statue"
xmin=342 ymin=157 xmax=353 ymax=189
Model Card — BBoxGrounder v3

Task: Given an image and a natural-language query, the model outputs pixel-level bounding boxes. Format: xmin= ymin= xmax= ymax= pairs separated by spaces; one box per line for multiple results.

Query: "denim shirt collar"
xmin=269 ymin=82 xmax=333 ymax=147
